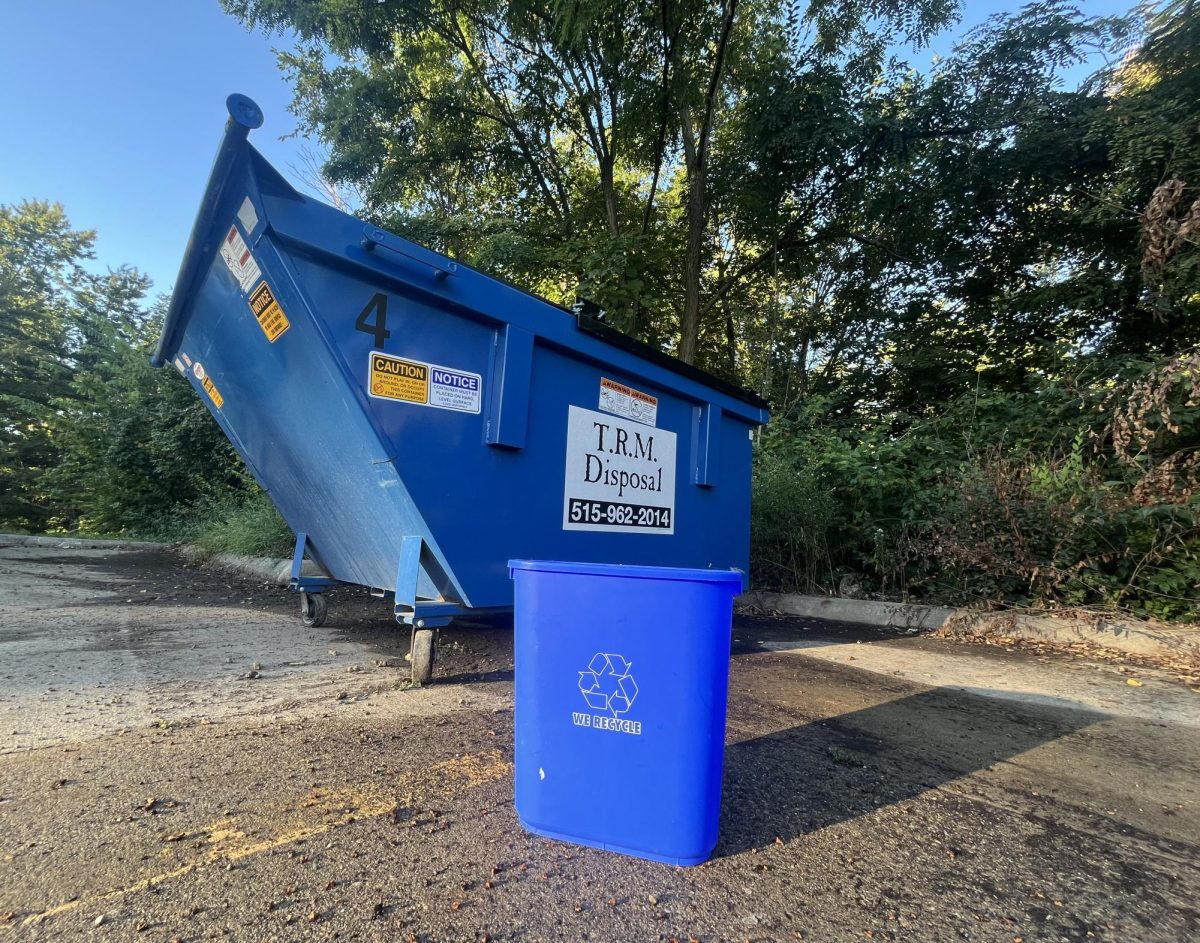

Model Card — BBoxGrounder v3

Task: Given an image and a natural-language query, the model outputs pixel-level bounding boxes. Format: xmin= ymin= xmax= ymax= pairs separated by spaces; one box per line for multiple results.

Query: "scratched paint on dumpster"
xmin=562 ymin=405 xmax=676 ymax=535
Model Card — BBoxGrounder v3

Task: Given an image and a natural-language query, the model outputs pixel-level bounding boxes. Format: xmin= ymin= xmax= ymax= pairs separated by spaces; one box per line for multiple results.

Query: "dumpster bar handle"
xmin=361 ymin=226 xmax=459 ymax=281
xmin=151 ymin=93 xmax=265 ymax=368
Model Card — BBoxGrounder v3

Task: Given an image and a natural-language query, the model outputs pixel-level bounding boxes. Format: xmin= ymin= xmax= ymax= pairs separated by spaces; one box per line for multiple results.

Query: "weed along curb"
xmin=940 ymin=609 xmax=1200 ymax=667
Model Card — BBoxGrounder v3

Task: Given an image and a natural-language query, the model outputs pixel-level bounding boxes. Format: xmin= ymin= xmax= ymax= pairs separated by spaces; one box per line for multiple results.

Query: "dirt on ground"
xmin=1 ymin=543 xmax=1198 ymax=942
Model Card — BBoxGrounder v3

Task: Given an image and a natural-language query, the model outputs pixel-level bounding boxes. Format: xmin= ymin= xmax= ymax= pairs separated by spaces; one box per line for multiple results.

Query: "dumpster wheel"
xmin=300 ymin=592 xmax=328 ymax=628
xmin=410 ymin=627 xmax=436 ymax=685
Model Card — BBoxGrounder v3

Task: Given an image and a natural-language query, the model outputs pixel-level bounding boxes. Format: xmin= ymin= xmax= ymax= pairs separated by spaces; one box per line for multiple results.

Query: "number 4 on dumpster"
xmin=356 ymin=293 xmax=391 ymax=348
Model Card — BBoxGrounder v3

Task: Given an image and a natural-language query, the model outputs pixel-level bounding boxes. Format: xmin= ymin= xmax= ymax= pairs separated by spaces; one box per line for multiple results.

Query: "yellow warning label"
xmin=369 ymin=353 xmax=428 ymax=403
xmin=248 ymin=281 xmax=290 ymax=342
xmin=201 ymin=374 xmax=224 ymax=409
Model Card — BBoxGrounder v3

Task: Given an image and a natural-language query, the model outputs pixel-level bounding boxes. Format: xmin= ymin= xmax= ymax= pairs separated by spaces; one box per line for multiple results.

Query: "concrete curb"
xmin=178 ymin=545 xmax=319 ymax=587
xmin=0 ymin=533 xmax=167 ymax=551
xmin=736 ymin=590 xmax=954 ymax=633
xmin=21 ymin=532 xmax=1185 ymax=665
xmin=737 ymin=589 xmax=1200 ymax=667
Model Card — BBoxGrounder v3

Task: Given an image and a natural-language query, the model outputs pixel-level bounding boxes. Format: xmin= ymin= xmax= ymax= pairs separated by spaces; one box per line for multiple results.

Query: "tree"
xmin=1100 ymin=0 xmax=1200 ymax=355
xmin=224 ymin=0 xmax=956 ymax=363
xmin=49 ymin=297 xmax=247 ymax=535
xmin=0 ymin=201 xmax=93 ymax=529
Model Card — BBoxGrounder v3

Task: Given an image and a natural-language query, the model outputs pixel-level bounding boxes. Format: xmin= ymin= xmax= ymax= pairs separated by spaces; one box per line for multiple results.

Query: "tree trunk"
xmin=679 ymin=154 xmax=706 ymax=364
xmin=675 ymin=0 xmax=738 ymax=364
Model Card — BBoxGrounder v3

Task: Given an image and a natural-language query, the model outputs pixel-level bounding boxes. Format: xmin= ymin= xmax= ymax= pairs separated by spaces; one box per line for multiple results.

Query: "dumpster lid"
xmin=572 ymin=313 xmax=770 ymax=412
xmin=509 ymin=560 xmax=744 ymax=585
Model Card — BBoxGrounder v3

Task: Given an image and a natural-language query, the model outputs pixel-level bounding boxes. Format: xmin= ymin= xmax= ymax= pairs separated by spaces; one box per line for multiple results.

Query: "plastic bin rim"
xmin=508 ymin=559 xmax=744 ymax=585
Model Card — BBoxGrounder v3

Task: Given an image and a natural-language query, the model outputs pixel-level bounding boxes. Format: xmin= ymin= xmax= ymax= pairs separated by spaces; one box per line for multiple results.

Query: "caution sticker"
xmin=369 ymin=353 xmax=429 ymax=404
xmin=247 ymin=281 xmax=290 ymax=342
xmin=599 ymin=377 xmax=658 ymax=427
xmin=368 ymin=352 xmax=481 ymax=414
xmin=193 ymin=362 xmax=224 ymax=409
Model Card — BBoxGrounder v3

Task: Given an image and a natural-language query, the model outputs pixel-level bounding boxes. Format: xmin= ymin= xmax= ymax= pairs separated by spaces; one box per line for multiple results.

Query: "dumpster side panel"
xmin=271 ymin=231 xmax=759 ymax=609
xmin=171 ymin=240 xmax=447 ymax=599
xmin=157 ymin=125 xmax=766 ymax=614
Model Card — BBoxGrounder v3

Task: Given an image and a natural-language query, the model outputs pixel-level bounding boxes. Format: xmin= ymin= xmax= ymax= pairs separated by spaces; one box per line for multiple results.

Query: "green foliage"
xmin=0 ymin=201 xmax=93 ymax=529
xmin=0 ymin=200 xmax=270 ymax=553
xmin=750 ymin=450 xmax=834 ymax=593
xmin=4 ymin=1 xmax=1200 ymax=620
xmin=752 ymin=362 xmax=1200 ymax=620
xmin=176 ymin=487 xmax=295 ymax=559
xmin=49 ymin=299 xmax=247 ymax=537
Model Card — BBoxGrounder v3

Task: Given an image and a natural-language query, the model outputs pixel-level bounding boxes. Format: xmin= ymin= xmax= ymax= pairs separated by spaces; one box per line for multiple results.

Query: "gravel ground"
xmin=1 ymin=543 xmax=1197 ymax=942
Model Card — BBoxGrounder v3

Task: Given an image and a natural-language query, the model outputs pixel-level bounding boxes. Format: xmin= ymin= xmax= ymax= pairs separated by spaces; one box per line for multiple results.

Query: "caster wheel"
xmin=410 ymin=627 xmax=435 ymax=685
xmin=301 ymin=592 xmax=328 ymax=628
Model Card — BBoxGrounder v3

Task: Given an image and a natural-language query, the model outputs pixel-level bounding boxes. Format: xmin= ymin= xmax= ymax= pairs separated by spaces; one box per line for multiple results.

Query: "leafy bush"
xmin=750 ymin=451 xmax=834 ymax=593
xmin=750 ymin=358 xmax=1200 ymax=620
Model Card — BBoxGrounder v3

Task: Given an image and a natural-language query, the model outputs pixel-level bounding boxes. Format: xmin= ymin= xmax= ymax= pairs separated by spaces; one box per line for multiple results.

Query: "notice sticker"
xmin=247 ymin=281 xmax=291 ymax=342
xmin=598 ymin=377 xmax=658 ymax=427
xmin=368 ymin=353 xmax=481 ymax=414
xmin=219 ymin=224 xmax=261 ymax=293
xmin=429 ymin=365 xmax=481 ymax=413
xmin=562 ymin=405 xmax=676 ymax=535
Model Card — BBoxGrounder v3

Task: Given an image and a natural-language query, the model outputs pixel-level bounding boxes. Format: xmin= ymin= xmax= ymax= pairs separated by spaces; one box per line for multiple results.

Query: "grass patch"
xmin=173 ymin=488 xmax=294 ymax=559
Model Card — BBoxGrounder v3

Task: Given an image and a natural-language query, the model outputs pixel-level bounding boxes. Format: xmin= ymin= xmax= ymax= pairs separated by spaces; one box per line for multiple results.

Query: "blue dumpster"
xmin=509 ymin=560 xmax=742 ymax=865
xmin=151 ymin=94 xmax=768 ymax=680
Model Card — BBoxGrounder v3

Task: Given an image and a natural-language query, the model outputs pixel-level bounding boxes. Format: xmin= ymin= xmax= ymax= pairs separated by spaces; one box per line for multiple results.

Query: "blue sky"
xmin=0 ymin=1 xmax=1137 ymax=296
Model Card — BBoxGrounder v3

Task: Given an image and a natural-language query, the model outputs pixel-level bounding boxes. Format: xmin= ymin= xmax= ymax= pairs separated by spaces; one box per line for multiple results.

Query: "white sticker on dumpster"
xmin=368 ymin=352 xmax=481 ymax=414
xmin=219 ymin=224 xmax=261 ymax=293
xmin=429 ymin=365 xmax=482 ymax=413
xmin=599 ymin=377 xmax=658 ymax=427
xmin=562 ymin=405 xmax=676 ymax=535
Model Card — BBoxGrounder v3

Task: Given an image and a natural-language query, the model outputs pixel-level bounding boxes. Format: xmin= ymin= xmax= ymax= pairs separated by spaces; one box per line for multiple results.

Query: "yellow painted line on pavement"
xmin=21 ymin=750 xmax=511 ymax=928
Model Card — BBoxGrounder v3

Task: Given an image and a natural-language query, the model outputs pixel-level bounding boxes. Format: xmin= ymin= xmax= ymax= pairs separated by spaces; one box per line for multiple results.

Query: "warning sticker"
xmin=192 ymin=363 xmax=224 ymax=409
xmin=369 ymin=353 xmax=428 ymax=404
xmin=563 ymin=405 xmax=676 ymax=535
xmin=599 ymin=377 xmax=658 ymax=427
xmin=247 ymin=281 xmax=290 ymax=342
xmin=219 ymin=224 xmax=261 ymax=293
xmin=368 ymin=353 xmax=481 ymax=414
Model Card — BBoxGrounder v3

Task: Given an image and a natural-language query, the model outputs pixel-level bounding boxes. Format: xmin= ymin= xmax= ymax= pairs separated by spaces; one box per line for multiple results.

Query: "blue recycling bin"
xmin=509 ymin=560 xmax=743 ymax=865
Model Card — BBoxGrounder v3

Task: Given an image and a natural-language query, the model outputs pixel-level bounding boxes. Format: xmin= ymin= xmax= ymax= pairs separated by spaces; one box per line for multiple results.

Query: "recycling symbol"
xmin=578 ymin=653 xmax=638 ymax=717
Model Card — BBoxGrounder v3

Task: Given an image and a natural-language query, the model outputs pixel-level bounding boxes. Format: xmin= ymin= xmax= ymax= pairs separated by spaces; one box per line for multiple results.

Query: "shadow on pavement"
xmin=717 ymin=684 xmax=1102 ymax=856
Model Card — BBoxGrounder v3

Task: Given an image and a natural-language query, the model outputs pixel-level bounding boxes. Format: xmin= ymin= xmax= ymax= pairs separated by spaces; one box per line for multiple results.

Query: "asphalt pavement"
xmin=1 ymin=543 xmax=1197 ymax=942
